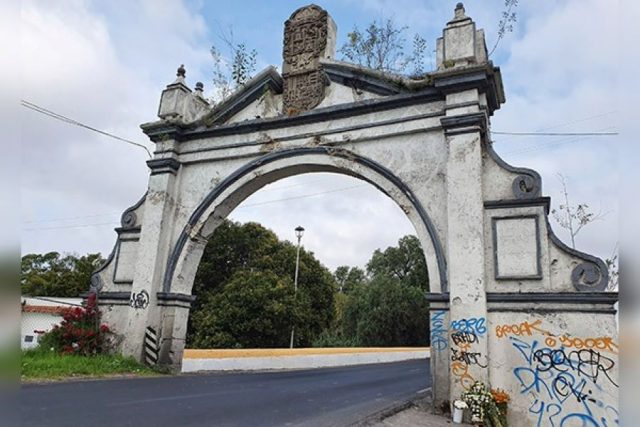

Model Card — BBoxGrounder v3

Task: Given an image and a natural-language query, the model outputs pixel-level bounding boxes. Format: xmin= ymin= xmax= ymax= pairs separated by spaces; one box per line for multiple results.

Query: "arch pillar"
xmin=120 ymin=154 xmax=182 ymax=361
xmin=442 ymin=111 xmax=489 ymax=404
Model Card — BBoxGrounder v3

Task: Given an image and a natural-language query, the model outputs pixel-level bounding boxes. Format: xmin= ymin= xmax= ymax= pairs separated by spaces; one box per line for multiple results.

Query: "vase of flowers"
xmin=452 ymin=400 xmax=468 ymax=424
xmin=491 ymin=388 xmax=510 ymax=426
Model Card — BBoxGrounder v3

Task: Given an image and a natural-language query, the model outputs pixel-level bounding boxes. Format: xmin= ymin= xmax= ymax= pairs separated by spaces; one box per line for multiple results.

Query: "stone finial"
xmin=194 ymin=82 xmax=204 ymax=98
xmin=158 ymin=64 xmax=192 ymax=120
xmin=436 ymin=2 xmax=487 ymax=69
xmin=281 ymin=4 xmax=337 ymax=115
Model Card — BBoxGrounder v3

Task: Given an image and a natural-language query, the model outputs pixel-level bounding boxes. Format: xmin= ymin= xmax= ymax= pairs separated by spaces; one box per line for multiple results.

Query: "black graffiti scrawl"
xmin=129 ymin=290 xmax=149 ymax=309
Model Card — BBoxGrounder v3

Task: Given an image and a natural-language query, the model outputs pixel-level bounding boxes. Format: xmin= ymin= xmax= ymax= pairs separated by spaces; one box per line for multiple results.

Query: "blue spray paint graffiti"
xmin=451 ymin=317 xmax=487 ymax=336
xmin=510 ymin=336 xmax=618 ymax=427
xmin=430 ymin=310 xmax=448 ymax=352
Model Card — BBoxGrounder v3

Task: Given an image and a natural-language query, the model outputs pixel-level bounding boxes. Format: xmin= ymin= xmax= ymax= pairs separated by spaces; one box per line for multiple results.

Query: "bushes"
xmin=311 ymin=330 xmax=359 ymax=348
xmin=318 ymin=234 xmax=430 ymax=348
xmin=38 ymin=293 xmax=112 ymax=356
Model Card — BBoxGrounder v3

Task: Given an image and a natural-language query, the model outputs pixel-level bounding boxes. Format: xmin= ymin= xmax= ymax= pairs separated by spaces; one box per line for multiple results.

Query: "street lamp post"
xmin=290 ymin=225 xmax=304 ymax=349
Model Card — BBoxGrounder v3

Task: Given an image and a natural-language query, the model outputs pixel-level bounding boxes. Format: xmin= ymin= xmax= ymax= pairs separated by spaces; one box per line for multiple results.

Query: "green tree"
xmin=21 ymin=252 xmax=103 ymax=297
xmin=317 ymin=234 xmax=430 ymax=347
xmin=366 ymin=235 xmax=429 ymax=291
xmin=333 ymin=265 xmax=366 ymax=294
xmin=189 ymin=271 xmax=297 ymax=348
xmin=188 ymin=220 xmax=335 ymax=348
xmin=343 ymin=276 xmax=429 ymax=346
xmin=192 ymin=221 xmax=279 ymax=296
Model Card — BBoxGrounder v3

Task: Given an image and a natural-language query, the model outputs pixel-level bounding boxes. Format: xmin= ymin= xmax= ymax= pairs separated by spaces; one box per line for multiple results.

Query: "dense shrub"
xmin=311 ymin=330 xmax=359 ymax=348
xmin=342 ymin=276 xmax=429 ymax=347
xmin=38 ymin=293 xmax=112 ymax=355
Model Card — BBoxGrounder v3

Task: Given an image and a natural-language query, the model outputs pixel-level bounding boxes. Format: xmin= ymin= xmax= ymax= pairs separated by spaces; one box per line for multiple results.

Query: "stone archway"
xmin=91 ymin=5 xmax=617 ymax=426
xmin=156 ymin=146 xmax=446 ymax=363
xmin=166 ymin=147 xmax=446 ymax=296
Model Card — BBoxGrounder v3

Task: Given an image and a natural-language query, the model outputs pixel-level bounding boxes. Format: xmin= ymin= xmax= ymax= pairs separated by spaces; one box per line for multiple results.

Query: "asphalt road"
xmin=21 ymin=359 xmax=430 ymax=427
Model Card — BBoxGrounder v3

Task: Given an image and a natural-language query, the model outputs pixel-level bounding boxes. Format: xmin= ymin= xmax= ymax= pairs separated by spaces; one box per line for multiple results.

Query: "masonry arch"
xmin=165 ymin=146 xmax=447 ymax=300
xmin=91 ymin=6 xmax=618 ymax=423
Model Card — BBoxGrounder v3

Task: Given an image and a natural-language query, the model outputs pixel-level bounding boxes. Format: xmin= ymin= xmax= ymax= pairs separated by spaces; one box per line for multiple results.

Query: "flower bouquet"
xmin=491 ymin=388 xmax=510 ymax=426
xmin=461 ymin=381 xmax=507 ymax=427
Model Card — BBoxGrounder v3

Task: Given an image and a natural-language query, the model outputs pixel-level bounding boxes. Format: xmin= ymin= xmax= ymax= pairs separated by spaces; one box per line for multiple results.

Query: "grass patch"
xmin=21 ymin=348 xmax=159 ymax=381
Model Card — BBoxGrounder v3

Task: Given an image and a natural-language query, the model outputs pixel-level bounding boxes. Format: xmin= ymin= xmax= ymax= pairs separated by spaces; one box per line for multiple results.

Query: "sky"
xmin=18 ymin=0 xmax=626 ymax=273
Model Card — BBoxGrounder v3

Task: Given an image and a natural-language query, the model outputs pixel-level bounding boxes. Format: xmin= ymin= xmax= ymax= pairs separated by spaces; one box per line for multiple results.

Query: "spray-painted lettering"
xmin=430 ymin=310 xmax=448 ymax=352
xmin=533 ymin=348 xmax=618 ymax=388
xmin=510 ymin=334 xmax=619 ymax=427
xmin=495 ymin=319 xmax=551 ymax=338
xmin=451 ymin=331 xmax=478 ymax=346
xmin=449 ymin=317 xmax=487 ymax=390
xmin=496 ymin=320 xmax=618 ymax=355
xmin=451 ymin=317 xmax=486 ymax=336
xmin=451 ymin=348 xmax=487 ymax=368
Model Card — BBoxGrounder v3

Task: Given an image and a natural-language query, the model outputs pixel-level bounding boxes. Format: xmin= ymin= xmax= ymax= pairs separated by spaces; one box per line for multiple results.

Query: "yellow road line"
xmin=183 ymin=347 xmax=430 ymax=359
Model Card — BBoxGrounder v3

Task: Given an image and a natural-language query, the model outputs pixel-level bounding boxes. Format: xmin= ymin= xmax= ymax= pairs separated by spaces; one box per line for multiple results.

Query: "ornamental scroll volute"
xmin=282 ymin=4 xmax=336 ymax=115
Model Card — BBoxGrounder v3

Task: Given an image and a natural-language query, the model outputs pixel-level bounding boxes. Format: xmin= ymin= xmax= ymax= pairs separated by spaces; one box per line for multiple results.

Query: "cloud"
xmin=490 ymin=0 xmax=620 ymax=260
xmin=20 ymin=0 xmax=209 ymax=256
xmin=229 ymin=173 xmax=416 ymax=271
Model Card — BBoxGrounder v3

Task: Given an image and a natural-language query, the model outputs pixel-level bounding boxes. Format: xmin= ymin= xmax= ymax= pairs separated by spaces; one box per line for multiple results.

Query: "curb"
xmin=350 ymin=389 xmax=432 ymax=426
xmin=350 ymin=400 xmax=415 ymax=426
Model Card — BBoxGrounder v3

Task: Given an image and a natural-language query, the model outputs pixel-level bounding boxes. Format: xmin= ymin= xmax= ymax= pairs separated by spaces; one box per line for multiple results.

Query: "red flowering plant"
xmin=38 ymin=293 xmax=112 ymax=356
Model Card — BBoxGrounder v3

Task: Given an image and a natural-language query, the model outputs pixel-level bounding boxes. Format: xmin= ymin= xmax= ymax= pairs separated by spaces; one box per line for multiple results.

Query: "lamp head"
xmin=295 ymin=226 xmax=305 ymax=239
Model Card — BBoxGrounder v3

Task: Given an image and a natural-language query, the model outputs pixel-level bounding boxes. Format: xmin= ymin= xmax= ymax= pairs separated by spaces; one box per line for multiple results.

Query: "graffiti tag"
xmin=451 ymin=317 xmax=486 ymax=336
xmin=451 ymin=331 xmax=479 ymax=346
xmin=452 ymin=360 xmax=476 ymax=390
xmin=496 ymin=320 xmax=618 ymax=355
xmin=533 ymin=348 xmax=618 ymax=388
xmin=129 ymin=290 xmax=149 ymax=309
xmin=546 ymin=335 xmax=618 ymax=355
xmin=451 ymin=348 xmax=487 ymax=368
xmin=510 ymin=336 xmax=619 ymax=427
xmin=449 ymin=317 xmax=487 ymax=390
xmin=430 ymin=310 xmax=448 ymax=352
xmin=495 ymin=319 xmax=551 ymax=338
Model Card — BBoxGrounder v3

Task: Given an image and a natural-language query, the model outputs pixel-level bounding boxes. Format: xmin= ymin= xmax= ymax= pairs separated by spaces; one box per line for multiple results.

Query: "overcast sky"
xmin=20 ymin=0 xmax=623 ymax=272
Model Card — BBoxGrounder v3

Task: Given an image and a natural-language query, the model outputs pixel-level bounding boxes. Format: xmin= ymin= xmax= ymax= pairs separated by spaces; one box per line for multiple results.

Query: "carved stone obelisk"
xmin=282 ymin=4 xmax=336 ymax=115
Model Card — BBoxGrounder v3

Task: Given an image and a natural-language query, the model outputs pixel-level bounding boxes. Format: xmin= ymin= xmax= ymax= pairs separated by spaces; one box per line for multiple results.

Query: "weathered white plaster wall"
xmin=317 ymin=82 xmax=382 ymax=108
xmin=488 ymin=312 xmax=618 ymax=427
xmin=225 ymin=91 xmax=282 ymax=124
xmin=483 ymin=205 xmax=552 ymax=293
